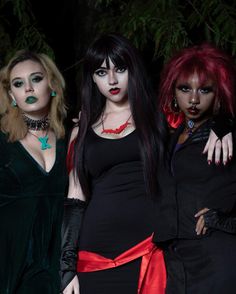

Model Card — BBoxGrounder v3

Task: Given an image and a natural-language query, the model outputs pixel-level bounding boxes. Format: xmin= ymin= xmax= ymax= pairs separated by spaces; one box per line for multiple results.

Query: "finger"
xmin=228 ymin=137 xmax=233 ymax=159
xmin=202 ymin=227 xmax=208 ymax=235
xmin=204 ymin=131 xmax=218 ymax=163
xmin=214 ymin=140 xmax=222 ymax=164
xmin=225 ymin=133 xmax=233 ymax=160
xmin=196 ymin=216 xmax=205 ymax=235
xmin=195 ymin=208 xmax=209 ymax=217
xmin=221 ymin=136 xmax=229 ymax=165
xmin=203 ymin=138 xmax=210 ymax=154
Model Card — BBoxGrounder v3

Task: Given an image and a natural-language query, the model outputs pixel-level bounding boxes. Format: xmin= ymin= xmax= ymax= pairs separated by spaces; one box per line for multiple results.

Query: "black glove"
xmin=203 ymin=209 xmax=236 ymax=234
xmin=60 ymin=198 xmax=86 ymax=292
xmin=211 ymin=115 xmax=235 ymax=140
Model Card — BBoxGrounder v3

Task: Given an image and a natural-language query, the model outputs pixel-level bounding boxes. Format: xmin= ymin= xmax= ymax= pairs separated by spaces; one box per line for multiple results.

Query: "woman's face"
xmin=175 ymin=72 xmax=216 ymax=123
xmin=93 ymin=58 xmax=128 ymax=104
xmin=9 ymin=59 xmax=51 ymax=118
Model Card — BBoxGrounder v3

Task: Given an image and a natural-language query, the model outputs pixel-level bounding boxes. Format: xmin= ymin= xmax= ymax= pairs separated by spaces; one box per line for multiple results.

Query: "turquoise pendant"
xmin=38 ymin=135 xmax=52 ymax=150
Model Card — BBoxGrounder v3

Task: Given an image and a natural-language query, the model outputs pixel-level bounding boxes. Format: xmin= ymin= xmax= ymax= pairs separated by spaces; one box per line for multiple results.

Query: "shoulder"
xmin=70 ymin=126 xmax=79 ymax=144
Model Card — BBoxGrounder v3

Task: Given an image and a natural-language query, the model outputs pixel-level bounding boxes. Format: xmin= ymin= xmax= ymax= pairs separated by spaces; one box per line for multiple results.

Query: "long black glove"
xmin=211 ymin=115 xmax=235 ymax=140
xmin=203 ymin=209 xmax=236 ymax=234
xmin=60 ymin=198 xmax=86 ymax=292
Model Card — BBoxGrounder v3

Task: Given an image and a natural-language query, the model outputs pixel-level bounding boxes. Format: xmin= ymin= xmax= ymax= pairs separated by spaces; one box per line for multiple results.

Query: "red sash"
xmin=77 ymin=235 xmax=166 ymax=294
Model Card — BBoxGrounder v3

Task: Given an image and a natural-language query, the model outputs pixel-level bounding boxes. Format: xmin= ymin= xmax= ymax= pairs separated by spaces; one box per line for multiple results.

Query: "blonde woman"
xmin=0 ymin=50 xmax=68 ymax=293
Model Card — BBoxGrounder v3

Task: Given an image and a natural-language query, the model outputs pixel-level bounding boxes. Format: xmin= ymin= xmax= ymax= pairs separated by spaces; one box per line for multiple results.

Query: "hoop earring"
xmin=170 ymin=97 xmax=180 ymax=113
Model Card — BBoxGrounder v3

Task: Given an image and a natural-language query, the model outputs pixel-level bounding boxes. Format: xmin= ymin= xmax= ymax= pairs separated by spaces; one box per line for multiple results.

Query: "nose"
xmin=189 ymin=90 xmax=200 ymax=104
xmin=108 ymin=71 xmax=118 ymax=85
xmin=25 ymin=81 xmax=34 ymax=93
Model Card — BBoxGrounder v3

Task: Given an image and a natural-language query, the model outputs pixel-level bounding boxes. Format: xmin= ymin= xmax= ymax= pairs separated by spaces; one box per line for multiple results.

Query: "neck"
xmin=104 ymin=100 xmax=130 ymax=113
xmin=23 ymin=114 xmax=50 ymax=131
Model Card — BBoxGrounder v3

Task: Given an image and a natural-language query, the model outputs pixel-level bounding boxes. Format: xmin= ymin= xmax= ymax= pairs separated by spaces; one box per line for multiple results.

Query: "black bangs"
xmin=85 ymin=35 xmax=128 ymax=73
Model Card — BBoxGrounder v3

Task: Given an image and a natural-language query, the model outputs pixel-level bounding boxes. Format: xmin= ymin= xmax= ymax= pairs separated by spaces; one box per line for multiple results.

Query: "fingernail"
xmin=223 ymin=160 xmax=228 ymax=166
xmin=208 ymin=160 xmax=212 ymax=165
xmin=229 ymin=156 xmax=232 ymax=160
xmin=216 ymin=161 xmax=220 ymax=166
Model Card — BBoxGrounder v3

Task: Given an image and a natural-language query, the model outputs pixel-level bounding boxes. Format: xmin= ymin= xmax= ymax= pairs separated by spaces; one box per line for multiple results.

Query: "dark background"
xmin=1 ymin=0 xmax=236 ymax=120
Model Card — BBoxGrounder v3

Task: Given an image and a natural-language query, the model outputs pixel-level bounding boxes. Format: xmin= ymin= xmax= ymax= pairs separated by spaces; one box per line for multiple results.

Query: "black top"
xmin=0 ymin=131 xmax=68 ymax=293
xmin=153 ymin=119 xmax=236 ymax=242
xmin=79 ymin=129 xmax=155 ymax=259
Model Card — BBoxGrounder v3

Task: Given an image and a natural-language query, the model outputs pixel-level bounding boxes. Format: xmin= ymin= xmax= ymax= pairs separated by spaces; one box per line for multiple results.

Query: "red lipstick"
xmin=109 ymin=88 xmax=120 ymax=95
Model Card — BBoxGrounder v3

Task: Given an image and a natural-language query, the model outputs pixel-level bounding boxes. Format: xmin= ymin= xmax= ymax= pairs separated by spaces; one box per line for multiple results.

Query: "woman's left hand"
xmin=194 ymin=208 xmax=210 ymax=235
xmin=203 ymin=131 xmax=233 ymax=165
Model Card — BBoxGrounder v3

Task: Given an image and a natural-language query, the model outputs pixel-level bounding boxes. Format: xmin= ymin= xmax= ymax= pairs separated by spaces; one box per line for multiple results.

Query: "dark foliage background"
xmin=1 ymin=0 xmax=236 ymax=119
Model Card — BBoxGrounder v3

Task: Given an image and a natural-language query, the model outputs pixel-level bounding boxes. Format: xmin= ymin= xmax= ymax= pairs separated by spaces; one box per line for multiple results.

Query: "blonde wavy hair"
xmin=0 ymin=50 xmax=67 ymax=141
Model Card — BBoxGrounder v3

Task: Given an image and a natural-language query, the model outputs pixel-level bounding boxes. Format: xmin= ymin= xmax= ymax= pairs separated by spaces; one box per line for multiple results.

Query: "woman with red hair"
xmin=154 ymin=43 xmax=236 ymax=293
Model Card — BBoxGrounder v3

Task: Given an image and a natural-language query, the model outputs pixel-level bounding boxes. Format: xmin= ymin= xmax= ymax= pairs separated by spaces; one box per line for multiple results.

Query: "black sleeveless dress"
xmin=78 ymin=129 xmax=155 ymax=294
xmin=0 ymin=131 xmax=68 ymax=294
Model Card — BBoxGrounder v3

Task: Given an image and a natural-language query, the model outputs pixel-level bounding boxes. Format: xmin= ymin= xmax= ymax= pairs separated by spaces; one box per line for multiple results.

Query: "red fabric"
xmin=77 ymin=235 xmax=166 ymax=294
xmin=164 ymin=110 xmax=184 ymax=129
xmin=66 ymin=138 xmax=76 ymax=174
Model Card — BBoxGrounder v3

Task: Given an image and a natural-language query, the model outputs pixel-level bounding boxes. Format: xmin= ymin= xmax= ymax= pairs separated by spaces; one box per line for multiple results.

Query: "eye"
xmin=176 ymin=85 xmax=190 ymax=92
xmin=116 ymin=66 xmax=127 ymax=73
xmin=12 ymin=80 xmax=23 ymax=88
xmin=32 ymin=75 xmax=43 ymax=83
xmin=199 ymin=86 xmax=214 ymax=94
xmin=94 ymin=69 xmax=107 ymax=77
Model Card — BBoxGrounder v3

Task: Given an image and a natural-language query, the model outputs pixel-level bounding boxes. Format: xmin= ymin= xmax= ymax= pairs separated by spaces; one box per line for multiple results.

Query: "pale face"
xmin=93 ymin=58 xmax=128 ymax=105
xmin=175 ymin=72 xmax=216 ymax=123
xmin=9 ymin=60 xmax=51 ymax=118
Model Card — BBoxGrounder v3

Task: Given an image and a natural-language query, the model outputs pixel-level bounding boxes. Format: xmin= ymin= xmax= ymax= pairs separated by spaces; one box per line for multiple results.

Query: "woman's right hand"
xmin=63 ymin=275 xmax=80 ymax=294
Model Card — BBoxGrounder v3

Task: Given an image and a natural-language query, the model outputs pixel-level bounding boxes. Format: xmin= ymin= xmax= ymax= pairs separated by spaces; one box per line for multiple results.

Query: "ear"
xmin=92 ymin=75 xmax=96 ymax=84
xmin=8 ymin=91 xmax=15 ymax=100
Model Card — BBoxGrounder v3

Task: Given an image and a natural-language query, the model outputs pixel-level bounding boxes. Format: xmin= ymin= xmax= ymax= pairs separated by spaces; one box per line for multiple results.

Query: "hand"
xmin=202 ymin=209 xmax=236 ymax=234
xmin=63 ymin=275 xmax=80 ymax=294
xmin=194 ymin=208 xmax=210 ymax=235
xmin=203 ymin=131 xmax=233 ymax=165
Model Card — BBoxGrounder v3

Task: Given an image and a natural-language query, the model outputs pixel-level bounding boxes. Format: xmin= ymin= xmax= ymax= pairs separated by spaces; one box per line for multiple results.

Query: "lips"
xmin=187 ymin=107 xmax=199 ymax=115
xmin=109 ymin=88 xmax=120 ymax=95
xmin=25 ymin=96 xmax=38 ymax=104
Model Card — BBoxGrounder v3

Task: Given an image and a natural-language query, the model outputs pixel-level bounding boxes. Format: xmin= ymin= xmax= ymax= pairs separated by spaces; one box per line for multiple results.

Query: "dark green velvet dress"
xmin=0 ymin=131 xmax=68 ymax=294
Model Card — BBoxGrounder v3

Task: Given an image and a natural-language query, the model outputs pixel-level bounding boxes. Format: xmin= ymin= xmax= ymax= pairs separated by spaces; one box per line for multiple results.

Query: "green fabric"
xmin=0 ymin=132 xmax=68 ymax=293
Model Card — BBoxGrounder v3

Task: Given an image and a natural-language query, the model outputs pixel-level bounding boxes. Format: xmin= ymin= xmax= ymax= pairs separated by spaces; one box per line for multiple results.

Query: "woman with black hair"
xmin=60 ymin=33 xmax=167 ymax=294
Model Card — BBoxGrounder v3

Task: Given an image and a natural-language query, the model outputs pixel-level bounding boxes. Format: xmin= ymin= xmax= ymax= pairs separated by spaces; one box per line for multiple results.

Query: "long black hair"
xmin=73 ymin=33 xmax=168 ymax=199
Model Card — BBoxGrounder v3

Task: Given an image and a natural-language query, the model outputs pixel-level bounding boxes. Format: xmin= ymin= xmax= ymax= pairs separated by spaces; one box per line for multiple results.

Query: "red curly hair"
xmin=158 ymin=43 xmax=236 ymax=128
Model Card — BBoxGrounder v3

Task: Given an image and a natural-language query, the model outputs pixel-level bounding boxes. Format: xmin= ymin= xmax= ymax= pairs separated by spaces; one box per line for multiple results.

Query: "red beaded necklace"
xmin=101 ymin=112 xmax=132 ymax=134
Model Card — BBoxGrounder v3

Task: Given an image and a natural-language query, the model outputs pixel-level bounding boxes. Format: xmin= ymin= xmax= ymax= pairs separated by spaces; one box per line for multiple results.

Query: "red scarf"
xmin=77 ymin=235 xmax=166 ymax=294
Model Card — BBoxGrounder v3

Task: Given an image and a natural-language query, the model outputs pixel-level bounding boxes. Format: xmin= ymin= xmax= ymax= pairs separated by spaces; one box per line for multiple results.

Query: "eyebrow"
xmin=11 ymin=71 xmax=44 ymax=83
xmin=95 ymin=66 xmax=108 ymax=70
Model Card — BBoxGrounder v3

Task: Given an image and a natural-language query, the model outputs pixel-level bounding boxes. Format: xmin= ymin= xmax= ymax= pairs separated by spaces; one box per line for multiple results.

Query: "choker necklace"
xmin=101 ymin=112 xmax=132 ymax=135
xmin=23 ymin=115 xmax=50 ymax=131
xmin=28 ymin=130 xmax=52 ymax=150
xmin=185 ymin=120 xmax=195 ymax=136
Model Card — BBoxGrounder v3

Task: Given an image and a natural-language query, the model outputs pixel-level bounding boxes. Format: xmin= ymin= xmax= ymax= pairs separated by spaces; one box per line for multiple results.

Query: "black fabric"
xmin=60 ymin=198 xmax=86 ymax=291
xmin=154 ymin=120 xmax=236 ymax=293
xmin=0 ymin=131 xmax=68 ymax=294
xmin=78 ymin=258 xmax=141 ymax=294
xmin=211 ymin=114 xmax=235 ymax=139
xmin=78 ymin=129 xmax=155 ymax=292
xmin=203 ymin=209 xmax=236 ymax=233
